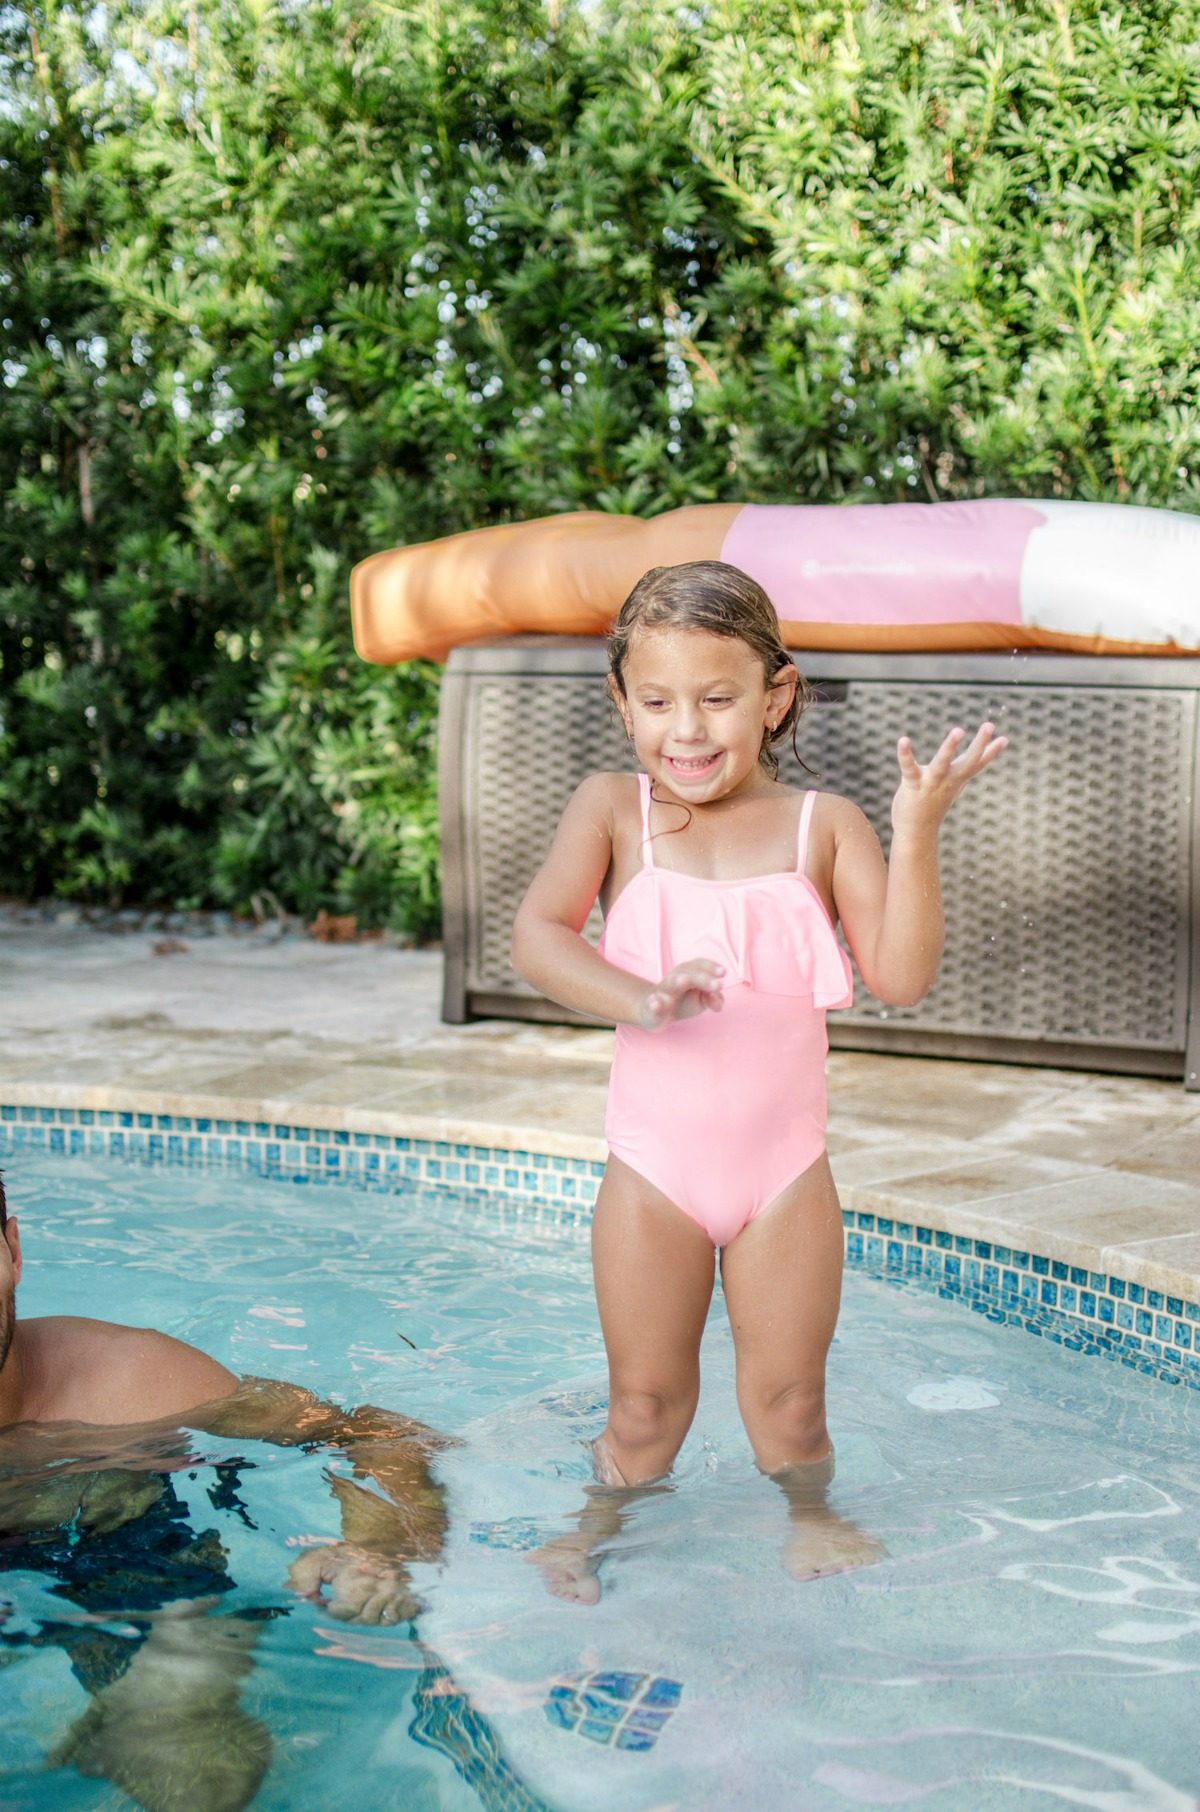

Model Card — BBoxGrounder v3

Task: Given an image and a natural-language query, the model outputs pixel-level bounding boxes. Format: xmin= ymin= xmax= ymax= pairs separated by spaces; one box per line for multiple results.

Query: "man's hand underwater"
xmin=287 ymin=1541 xmax=422 ymax=1626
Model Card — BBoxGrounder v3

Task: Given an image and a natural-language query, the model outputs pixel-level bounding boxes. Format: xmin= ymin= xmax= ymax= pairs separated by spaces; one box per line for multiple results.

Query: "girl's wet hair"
xmin=608 ymin=560 xmax=811 ymax=779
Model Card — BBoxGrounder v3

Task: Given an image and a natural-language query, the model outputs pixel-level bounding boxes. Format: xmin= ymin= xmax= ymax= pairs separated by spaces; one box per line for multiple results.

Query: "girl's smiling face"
xmin=611 ymin=626 xmax=796 ymax=805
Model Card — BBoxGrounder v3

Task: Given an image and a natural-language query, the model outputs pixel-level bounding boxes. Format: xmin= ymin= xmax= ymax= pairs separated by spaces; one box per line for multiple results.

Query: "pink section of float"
xmin=721 ymin=499 xmax=1046 ymax=625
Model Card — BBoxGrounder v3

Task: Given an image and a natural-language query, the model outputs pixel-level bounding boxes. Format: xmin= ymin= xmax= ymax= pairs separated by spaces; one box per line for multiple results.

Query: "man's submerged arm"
xmin=195 ymin=1377 xmax=453 ymax=1558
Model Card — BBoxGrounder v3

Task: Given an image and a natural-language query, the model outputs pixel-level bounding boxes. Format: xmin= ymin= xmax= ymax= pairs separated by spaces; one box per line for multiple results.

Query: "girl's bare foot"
xmin=784 ymin=1509 xmax=886 ymax=1581
xmin=528 ymin=1530 xmax=603 ymax=1604
xmin=527 ymin=1450 xmax=654 ymax=1605
xmin=772 ymin=1455 xmax=887 ymax=1581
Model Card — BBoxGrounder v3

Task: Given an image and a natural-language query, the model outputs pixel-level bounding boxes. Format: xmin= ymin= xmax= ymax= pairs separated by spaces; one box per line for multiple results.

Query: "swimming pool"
xmin=2 ymin=1146 xmax=1198 ymax=1811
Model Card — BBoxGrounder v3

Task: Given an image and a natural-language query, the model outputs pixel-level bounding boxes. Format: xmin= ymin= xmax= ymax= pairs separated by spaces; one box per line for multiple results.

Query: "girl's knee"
xmin=608 ymin=1381 xmax=696 ymax=1450
xmin=744 ymin=1378 xmax=829 ymax=1460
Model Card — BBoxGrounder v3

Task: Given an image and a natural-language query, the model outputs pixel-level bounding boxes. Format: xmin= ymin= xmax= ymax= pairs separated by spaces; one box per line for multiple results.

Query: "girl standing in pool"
xmin=511 ymin=561 xmax=1006 ymax=1599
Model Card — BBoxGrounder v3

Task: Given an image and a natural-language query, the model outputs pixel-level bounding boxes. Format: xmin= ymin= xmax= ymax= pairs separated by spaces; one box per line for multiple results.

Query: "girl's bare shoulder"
xmin=576 ymin=769 xmax=638 ymax=801
xmin=808 ymin=789 xmax=876 ymax=839
xmin=567 ymin=771 xmax=638 ymax=829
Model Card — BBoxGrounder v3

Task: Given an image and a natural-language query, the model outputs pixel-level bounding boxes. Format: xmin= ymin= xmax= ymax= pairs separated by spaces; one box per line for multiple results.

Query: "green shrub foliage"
xmin=2 ymin=0 xmax=1197 ymax=931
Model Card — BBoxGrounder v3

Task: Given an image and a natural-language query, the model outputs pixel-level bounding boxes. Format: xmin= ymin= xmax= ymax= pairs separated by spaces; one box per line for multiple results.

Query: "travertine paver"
xmin=2 ymin=916 xmax=1197 ymax=1296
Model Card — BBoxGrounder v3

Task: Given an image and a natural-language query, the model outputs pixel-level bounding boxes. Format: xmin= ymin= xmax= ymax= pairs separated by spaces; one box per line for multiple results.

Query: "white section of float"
xmin=1019 ymin=500 xmax=1200 ymax=646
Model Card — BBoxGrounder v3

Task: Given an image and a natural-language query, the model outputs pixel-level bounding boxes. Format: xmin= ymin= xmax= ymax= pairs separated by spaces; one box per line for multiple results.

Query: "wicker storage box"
xmin=438 ymin=637 xmax=1200 ymax=1085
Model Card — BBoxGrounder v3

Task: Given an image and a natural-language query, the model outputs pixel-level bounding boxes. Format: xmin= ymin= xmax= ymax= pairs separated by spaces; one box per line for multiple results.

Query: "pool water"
xmin=1 ymin=1149 xmax=1198 ymax=1812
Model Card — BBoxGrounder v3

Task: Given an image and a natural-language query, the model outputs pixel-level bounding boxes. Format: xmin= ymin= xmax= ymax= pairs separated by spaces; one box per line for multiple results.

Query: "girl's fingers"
xmin=643 ymin=962 xmax=725 ymax=1027
xmin=668 ymin=961 xmax=724 ymax=991
xmin=933 ymin=726 xmax=967 ymax=772
xmin=644 ymin=987 xmax=671 ymax=1023
xmin=896 ymin=735 xmax=921 ymax=777
xmin=955 ymin=721 xmax=994 ymax=761
xmin=900 ymin=726 xmax=967 ymax=782
xmin=902 ymin=723 xmax=1007 ymax=789
xmin=952 ymin=725 xmax=1007 ymax=776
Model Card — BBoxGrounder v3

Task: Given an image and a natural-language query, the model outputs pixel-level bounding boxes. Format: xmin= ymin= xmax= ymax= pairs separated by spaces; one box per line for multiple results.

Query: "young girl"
xmin=511 ymin=560 xmax=1007 ymax=1600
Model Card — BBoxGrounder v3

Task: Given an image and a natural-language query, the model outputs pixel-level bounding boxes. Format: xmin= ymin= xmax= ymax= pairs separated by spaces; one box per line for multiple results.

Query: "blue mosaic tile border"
xmin=0 ymin=1101 xmax=602 ymax=1226
xmin=4 ymin=1103 xmax=1198 ymax=1391
xmin=846 ymin=1213 xmax=1200 ymax=1392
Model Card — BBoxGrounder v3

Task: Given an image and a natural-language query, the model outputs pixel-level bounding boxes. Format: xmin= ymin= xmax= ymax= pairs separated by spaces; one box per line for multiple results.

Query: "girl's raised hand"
xmin=892 ymin=722 xmax=1008 ymax=836
xmin=637 ymin=960 xmax=725 ymax=1031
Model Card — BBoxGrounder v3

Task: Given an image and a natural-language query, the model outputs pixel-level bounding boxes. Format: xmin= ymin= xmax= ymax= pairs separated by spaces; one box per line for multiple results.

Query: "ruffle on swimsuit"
xmin=598 ymin=788 xmax=854 ymax=1010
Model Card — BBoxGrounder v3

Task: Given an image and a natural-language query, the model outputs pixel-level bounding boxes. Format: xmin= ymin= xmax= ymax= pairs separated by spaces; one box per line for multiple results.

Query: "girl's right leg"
xmin=592 ymin=1154 xmax=717 ymax=1485
xmin=531 ymin=1156 xmax=715 ymax=1602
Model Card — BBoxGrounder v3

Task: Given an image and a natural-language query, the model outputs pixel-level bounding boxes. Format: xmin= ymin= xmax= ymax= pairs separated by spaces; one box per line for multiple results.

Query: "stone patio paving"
xmin=2 ymin=916 xmax=1197 ymax=1300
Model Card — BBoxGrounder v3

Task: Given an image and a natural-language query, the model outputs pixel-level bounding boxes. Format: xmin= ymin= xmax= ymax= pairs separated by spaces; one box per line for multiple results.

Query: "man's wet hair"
xmin=0 ymin=1170 xmax=7 ymax=1232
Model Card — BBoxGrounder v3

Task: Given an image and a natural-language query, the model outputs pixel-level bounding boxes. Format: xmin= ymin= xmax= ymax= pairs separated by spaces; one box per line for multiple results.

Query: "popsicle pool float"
xmin=351 ymin=498 xmax=1200 ymax=664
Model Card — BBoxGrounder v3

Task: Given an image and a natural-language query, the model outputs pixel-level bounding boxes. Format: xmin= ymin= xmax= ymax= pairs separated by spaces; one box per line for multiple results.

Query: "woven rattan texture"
xmin=791 ymin=685 xmax=1190 ymax=1048
xmin=462 ymin=672 xmax=1192 ymax=1052
xmin=465 ymin=678 xmax=634 ymax=991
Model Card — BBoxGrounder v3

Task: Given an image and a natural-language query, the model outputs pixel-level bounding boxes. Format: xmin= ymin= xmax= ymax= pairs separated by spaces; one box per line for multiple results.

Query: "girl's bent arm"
xmin=831 ymin=724 xmax=1007 ymax=1008
xmin=831 ymin=803 xmax=944 ymax=1008
xmin=511 ymin=775 xmax=656 ymax=1026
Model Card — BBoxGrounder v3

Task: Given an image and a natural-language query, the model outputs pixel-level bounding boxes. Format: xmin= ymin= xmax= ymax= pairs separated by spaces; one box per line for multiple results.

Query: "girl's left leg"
xmin=720 ymin=1154 xmax=884 ymax=1578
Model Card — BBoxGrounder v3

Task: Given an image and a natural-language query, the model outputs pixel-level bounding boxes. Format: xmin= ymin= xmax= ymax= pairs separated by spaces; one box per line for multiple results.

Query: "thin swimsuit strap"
xmin=639 ymin=772 xmax=816 ymax=878
xmin=795 ymin=787 xmax=817 ymax=877
xmin=637 ymin=771 xmax=657 ymax=870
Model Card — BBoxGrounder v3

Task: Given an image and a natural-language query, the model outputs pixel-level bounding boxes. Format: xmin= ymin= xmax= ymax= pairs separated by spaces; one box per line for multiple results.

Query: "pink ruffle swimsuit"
xmin=598 ymin=774 xmax=854 ymax=1247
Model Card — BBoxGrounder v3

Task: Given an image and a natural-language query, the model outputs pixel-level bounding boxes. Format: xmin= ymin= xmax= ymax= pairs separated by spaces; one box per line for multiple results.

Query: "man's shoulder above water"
xmin=7 ymin=1318 xmax=442 ymax=1453
xmin=13 ymin=1315 xmax=239 ymax=1429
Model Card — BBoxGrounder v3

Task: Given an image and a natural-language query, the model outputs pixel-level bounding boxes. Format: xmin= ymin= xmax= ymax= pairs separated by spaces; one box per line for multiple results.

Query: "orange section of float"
xmin=351 ymin=506 xmax=737 ymax=664
xmin=351 ymin=500 xmax=1200 ymax=664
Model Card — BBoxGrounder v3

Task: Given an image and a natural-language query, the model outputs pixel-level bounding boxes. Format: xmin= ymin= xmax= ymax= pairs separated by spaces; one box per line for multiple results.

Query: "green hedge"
xmin=2 ymin=0 xmax=1196 ymax=933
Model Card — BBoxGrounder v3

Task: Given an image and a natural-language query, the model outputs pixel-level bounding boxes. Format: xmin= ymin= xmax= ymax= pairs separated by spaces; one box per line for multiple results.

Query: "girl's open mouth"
xmin=666 ymin=754 xmax=721 ymax=776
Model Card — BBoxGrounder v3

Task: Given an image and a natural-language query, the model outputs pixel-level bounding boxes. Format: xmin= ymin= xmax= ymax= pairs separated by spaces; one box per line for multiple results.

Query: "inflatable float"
xmin=350 ymin=498 xmax=1200 ymax=663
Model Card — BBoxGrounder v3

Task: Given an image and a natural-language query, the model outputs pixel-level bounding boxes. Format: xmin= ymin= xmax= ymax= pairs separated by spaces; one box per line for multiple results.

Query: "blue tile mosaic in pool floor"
xmin=3 ymin=1102 xmax=1198 ymax=1391
xmin=410 ymin=1665 xmax=554 ymax=1812
xmin=544 ymin=1671 xmax=683 ymax=1750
